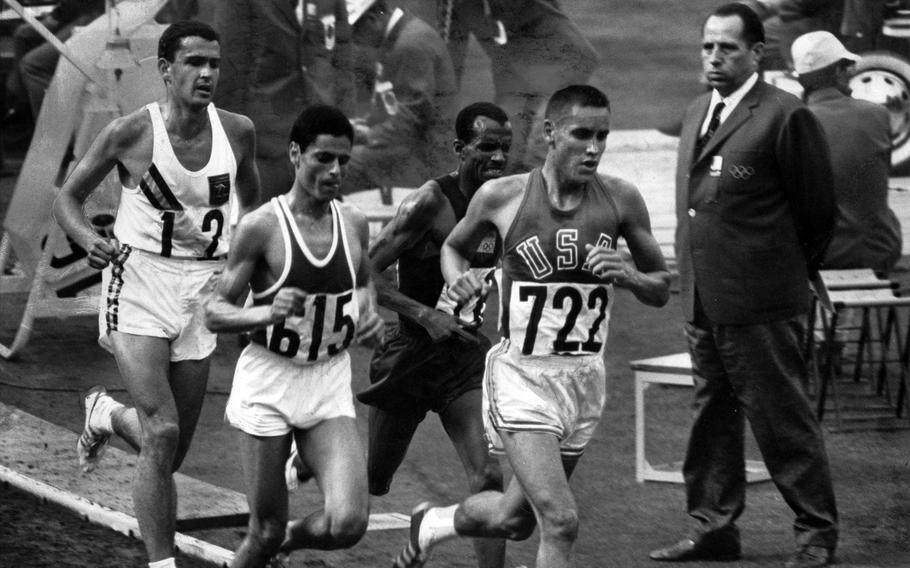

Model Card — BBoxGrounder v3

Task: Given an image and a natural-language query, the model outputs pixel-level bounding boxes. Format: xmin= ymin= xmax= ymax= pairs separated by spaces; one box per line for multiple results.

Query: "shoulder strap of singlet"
xmin=251 ymin=197 xmax=293 ymax=299
xmin=501 ymin=169 xmax=539 ymax=249
xmin=332 ymin=200 xmax=359 ymax=289
xmin=436 ymin=173 xmax=470 ymax=220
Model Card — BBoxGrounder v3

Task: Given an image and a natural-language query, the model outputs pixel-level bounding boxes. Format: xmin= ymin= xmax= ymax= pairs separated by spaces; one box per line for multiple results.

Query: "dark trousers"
xmin=683 ymin=304 xmax=839 ymax=549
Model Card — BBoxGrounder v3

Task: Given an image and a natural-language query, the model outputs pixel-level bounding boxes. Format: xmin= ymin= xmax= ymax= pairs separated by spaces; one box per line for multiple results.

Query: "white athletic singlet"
xmin=249 ymin=196 xmax=360 ymax=365
xmin=500 ymin=169 xmax=619 ymax=357
xmin=113 ymin=102 xmax=237 ymax=259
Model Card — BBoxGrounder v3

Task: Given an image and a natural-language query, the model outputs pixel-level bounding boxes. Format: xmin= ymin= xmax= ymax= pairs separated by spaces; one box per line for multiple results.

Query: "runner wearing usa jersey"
xmin=53 ymin=21 xmax=259 ymax=568
xmin=391 ymin=85 xmax=670 ymax=568
xmin=205 ymin=105 xmax=383 ymax=567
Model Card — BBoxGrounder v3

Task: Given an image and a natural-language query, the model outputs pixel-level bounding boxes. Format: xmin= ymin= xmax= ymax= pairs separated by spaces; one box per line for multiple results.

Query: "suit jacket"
xmin=807 ymin=87 xmax=902 ymax=274
xmin=675 ymin=80 xmax=835 ymax=325
xmin=214 ymin=0 xmax=355 ymax=159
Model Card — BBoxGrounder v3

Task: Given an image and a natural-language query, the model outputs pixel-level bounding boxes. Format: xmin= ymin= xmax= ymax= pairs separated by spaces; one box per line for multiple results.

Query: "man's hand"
xmin=86 ymin=237 xmax=120 ymax=270
xmin=447 ymin=270 xmax=490 ymax=304
xmin=419 ymin=308 xmax=478 ymax=344
xmin=269 ymin=288 xmax=308 ymax=322
xmin=356 ymin=308 xmax=385 ymax=348
xmin=585 ymin=243 xmax=633 ymax=287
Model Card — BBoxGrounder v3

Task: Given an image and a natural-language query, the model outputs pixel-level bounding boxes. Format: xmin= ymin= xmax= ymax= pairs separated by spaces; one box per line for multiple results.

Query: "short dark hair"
xmin=706 ymin=3 xmax=765 ymax=46
xmin=455 ymin=102 xmax=510 ymax=143
xmin=289 ymin=105 xmax=354 ymax=151
xmin=158 ymin=21 xmax=220 ymax=62
xmin=545 ymin=84 xmax=610 ymax=120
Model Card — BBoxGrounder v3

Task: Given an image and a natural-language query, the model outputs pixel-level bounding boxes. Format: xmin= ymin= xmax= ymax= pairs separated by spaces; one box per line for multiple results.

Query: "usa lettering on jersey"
xmin=515 ymin=230 xmax=613 ymax=277
xmin=509 ymin=230 xmax=614 ymax=356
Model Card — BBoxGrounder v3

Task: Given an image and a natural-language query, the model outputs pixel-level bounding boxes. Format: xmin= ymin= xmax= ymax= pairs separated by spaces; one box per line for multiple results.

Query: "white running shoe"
xmin=76 ymin=385 xmax=111 ymax=473
xmin=284 ymin=445 xmax=313 ymax=491
xmin=391 ymin=501 xmax=434 ymax=568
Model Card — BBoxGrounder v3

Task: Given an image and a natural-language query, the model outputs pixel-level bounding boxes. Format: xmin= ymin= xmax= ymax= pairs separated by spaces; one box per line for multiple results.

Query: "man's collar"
xmin=711 ymin=72 xmax=759 ymax=108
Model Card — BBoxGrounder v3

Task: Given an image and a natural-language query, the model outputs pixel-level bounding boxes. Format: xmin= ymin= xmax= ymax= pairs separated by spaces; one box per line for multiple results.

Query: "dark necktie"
xmin=696 ymin=101 xmax=725 ymax=155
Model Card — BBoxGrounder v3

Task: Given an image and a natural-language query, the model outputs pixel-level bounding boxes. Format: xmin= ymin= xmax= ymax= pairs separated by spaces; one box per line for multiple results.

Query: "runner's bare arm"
xmin=346 ymin=204 xmax=385 ymax=347
xmin=369 ymin=184 xmax=473 ymax=340
xmin=204 ymin=208 xmax=306 ymax=332
xmin=441 ymin=177 xmax=518 ymax=301
xmin=585 ymin=177 xmax=669 ymax=307
xmin=52 ymin=114 xmax=147 ymax=269
xmin=220 ymin=110 xmax=261 ymax=218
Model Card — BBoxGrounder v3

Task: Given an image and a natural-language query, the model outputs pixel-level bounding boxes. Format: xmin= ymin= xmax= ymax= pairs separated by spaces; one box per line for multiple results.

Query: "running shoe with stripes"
xmin=391 ymin=501 xmax=434 ymax=568
xmin=76 ymin=385 xmax=111 ymax=473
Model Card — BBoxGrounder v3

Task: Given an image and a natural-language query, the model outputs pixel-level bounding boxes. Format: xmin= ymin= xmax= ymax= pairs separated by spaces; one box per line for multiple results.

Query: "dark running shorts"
xmin=356 ymin=322 xmax=491 ymax=414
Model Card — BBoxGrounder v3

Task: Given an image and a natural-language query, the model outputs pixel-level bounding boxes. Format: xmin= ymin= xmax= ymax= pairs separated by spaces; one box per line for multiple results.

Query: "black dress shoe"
xmin=784 ymin=545 xmax=833 ymax=568
xmin=649 ymin=533 xmax=741 ymax=562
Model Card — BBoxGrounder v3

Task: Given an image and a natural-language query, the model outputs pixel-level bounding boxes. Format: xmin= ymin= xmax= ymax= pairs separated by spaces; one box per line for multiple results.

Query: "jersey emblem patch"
xmin=208 ymin=173 xmax=231 ymax=206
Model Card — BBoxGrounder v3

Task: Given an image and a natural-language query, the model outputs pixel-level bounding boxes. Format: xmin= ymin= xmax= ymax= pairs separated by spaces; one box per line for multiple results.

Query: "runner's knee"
xmin=537 ymin=505 xmax=579 ymax=543
xmin=142 ymin=420 xmax=180 ymax=455
xmin=494 ymin=508 xmax=536 ymax=541
xmin=325 ymin=509 xmax=368 ymax=548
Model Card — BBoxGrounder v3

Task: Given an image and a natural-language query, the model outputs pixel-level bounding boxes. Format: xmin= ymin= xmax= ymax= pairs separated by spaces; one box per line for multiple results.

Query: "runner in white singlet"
xmin=53 ymin=22 xmax=260 ymax=568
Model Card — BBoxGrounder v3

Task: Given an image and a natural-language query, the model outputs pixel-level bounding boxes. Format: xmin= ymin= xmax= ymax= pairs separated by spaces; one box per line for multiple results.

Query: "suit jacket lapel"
xmin=683 ymin=95 xmax=711 ymax=167
xmin=696 ymin=81 xmax=762 ymax=162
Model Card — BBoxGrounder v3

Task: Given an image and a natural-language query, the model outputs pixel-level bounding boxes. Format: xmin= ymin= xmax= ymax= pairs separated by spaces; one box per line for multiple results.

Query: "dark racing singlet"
xmin=250 ymin=195 xmax=359 ymax=365
xmin=500 ymin=168 xmax=619 ymax=356
xmin=396 ymin=173 xmax=500 ymax=335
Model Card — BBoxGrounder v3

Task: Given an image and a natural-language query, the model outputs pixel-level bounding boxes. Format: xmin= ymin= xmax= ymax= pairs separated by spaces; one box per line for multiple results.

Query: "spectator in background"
xmin=793 ymin=31 xmax=902 ymax=275
xmin=213 ymin=0 xmax=355 ymax=201
xmin=4 ymin=0 xmax=104 ymax=125
xmin=437 ymin=0 xmax=599 ymax=173
xmin=342 ymin=0 xmax=457 ymax=196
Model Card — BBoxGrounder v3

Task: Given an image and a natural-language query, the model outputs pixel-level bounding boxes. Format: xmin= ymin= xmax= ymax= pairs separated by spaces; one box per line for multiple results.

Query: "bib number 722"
xmin=517 ymin=284 xmax=609 ymax=355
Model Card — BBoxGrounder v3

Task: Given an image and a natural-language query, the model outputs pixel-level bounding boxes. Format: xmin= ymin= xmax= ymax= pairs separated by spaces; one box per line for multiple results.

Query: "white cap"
xmin=791 ymin=31 xmax=860 ymax=75
xmin=346 ymin=0 xmax=376 ymax=24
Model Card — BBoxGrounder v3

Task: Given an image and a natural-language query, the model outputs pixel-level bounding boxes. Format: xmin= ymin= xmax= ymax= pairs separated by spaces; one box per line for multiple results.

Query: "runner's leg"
xmin=232 ymin=432 xmax=291 ymax=568
xmin=366 ymin=405 xmax=423 ymax=496
xmin=108 ymin=333 xmax=184 ymax=562
xmin=440 ymin=388 xmax=506 ymax=568
xmin=284 ymin=416 xmax=369 ymax=550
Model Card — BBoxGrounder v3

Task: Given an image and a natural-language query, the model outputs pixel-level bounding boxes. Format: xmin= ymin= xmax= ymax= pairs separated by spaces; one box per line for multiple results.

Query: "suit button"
xmin=688 ymin=208 xmax=696 ymax=217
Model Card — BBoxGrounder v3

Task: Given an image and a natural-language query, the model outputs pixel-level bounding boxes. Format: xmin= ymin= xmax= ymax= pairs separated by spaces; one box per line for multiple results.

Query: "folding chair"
xmin=812 ymin=279 xmax=910 ymax=430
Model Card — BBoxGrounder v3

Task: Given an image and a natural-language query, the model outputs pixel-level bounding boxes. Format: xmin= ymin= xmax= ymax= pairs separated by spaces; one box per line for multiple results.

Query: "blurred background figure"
xmin=3 ymin=0 xmax=104 ymax=145
xmin=793 ymin=30 xmax=902 ymax=275
xmin=437 ymin=0 xmax=599 ymax=173
xmin=213 ymin=0 xmax=355 ymax=201
xmin=341 ymin=0 xmax=457 ymax=196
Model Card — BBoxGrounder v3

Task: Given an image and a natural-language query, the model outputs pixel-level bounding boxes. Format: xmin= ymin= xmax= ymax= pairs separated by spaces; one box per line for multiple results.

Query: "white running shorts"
xmin=226 ymin=343 xmax=356 ymax=437
xmin=98 ymin=245 xmax=223 ymax=361
xmin=483 ymin=339 xmax=607 ymax=457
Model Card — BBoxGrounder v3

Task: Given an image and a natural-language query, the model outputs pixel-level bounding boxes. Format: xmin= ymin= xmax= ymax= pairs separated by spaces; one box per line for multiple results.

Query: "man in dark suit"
xmin=650 ymin=4 xmax=839 ymax=568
